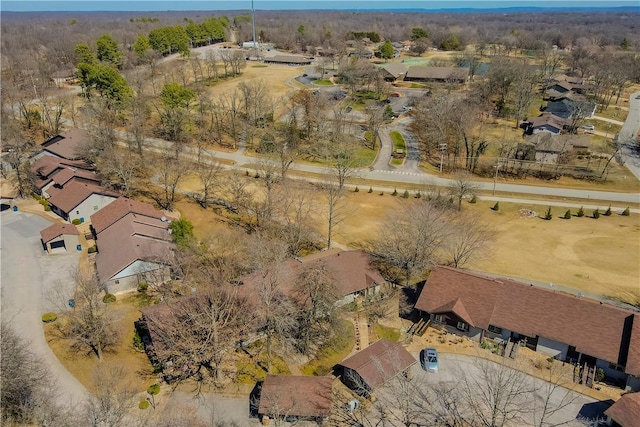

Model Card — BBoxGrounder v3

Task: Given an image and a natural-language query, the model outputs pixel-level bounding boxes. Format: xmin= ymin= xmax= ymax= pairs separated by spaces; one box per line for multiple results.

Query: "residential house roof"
xmin=381 ymin=62 xmax=408 ymax=79
xmin=264 ymin=55 xmax=312 ymax=64
xmin=404 ymin=66 xmax=469 ymax=81
xmin=604 ymin=392 xmax=640 ymax=427
xmin=235 ymin=250 xmax=386 ymax=303
xmin=50 ymin=167 xmax=100 ymax=187
xmin=90 ymin=197 xmax=170 ymax=235
xmin=94 ymin=212 xmax=173 ymax=283
xmin=30 ymin=156 xmax=94 ymax=190
xmin=544 ymin=99 xmax=596 ymax=120
xmin=40 ymin=128 xmax=90 ymax=160
xmin=40 ymin=222 xmax=79 ymax=243
xmin=415 ymin=267 xmax=640 ymax=376
xmin=530 ymin=112 xmax=566 ymax=132
xmin=339 ymin=339 xmax=416 ymax=390
xmin=526 ymin=133 xmax=572 ymax=154
xmin=258 ymin=375 xmax=333 ymax=418
xmin=47 ymin=181 xmax=118 ymax=215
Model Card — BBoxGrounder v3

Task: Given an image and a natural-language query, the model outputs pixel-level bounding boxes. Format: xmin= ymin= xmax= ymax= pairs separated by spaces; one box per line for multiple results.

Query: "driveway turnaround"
xmin=1 ymin=210 xmax=88 ymax=406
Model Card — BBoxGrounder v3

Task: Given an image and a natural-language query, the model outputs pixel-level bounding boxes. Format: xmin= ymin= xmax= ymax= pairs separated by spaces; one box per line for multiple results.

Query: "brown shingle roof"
xmin=530 ymin=112 xmax=567 ymax=131
xmin=47 ymin=181 xmax=118 ymax=214
xmin=339 ymin=339 xmax=416 ymax=390
xmin=40 ymin=222 xmax=79 ymax=243
xmin=258 ymin=375 xmax=333 ymax=418
xmin=90 ymin=197 xmax=170 ymax=235
xmin=30 ymin=156 xmax=94 ymax=190
xmin=95 ymin=213 xmax=173 ymax=283
xmin=415 ymin=267 xmax=640 ymax=376
xmin=50 ymin=167 xmax=99 ymax=187
xmin=41 ymin=128 xmax=89 ymax=160
xmin=265 ymin=55 xmax=312 ymax=64
xmin=604 ymin=392 xmax=640 ymax=427
xmin=405 ymin=66 xmax=468 ymax=81
xmin=235 ymin=250 xmax=385 ymax=302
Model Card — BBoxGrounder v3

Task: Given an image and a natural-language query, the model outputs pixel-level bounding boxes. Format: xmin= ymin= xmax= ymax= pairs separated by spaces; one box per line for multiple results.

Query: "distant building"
xmin=404 ymin=66 xmax=469 ymax=83
xmin=263 ymin=54 xmax=312 ymax=65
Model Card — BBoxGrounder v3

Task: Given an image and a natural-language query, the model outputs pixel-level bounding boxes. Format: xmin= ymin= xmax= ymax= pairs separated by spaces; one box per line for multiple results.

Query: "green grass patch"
xmin=352 ymin=146 xmax=378 ymax=167
xmin=374 ymin=324 xmax=401 ymax=342
xmin=302 ymin=319 xmax=355 ymax=376
xmin=390 ymin=131 xmax=406 ymax=152
xmin=235 ymin=350 xmax=291 ymax=384
xmin=313 ymin=79 xmax=333 ymax=86
xmin=409 ymin=83 xmax=426 ymax=89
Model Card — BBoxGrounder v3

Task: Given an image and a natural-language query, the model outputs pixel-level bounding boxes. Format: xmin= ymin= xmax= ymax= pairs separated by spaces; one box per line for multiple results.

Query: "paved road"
xmin=0 ymin=210 xmax=88 ymax=406
xmin=617 ymin=91 xmax=640 ymax=180
xmin=372 ymin=353 xmax=599 ymax=426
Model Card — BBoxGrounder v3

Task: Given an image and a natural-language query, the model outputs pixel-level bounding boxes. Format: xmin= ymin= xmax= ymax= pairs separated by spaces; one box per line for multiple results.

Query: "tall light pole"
xmin=251 ymin=0 xmax=257 ymax=50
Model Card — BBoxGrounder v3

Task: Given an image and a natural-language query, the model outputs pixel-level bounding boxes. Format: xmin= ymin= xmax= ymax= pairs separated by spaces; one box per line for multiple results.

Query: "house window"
xmin=76 ymin=210 xmax=80 ymax=215
xmin=434 ymin=314 xmax=445 ymax=323
xmin=608 ymin=362 xmax=625 ymax=372
xmin=457 ymin=321 xmax=469 ymax=332
xmin=94 ymin=205 xmax=99 ymax=211
xmin=488 ymin=325 xmax=502 ymax=334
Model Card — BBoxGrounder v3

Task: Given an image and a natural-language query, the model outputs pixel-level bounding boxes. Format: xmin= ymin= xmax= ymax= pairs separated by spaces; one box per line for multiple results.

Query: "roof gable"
xmin=40 ymin=222 xmax=79 ymax=243
xmin=47 ymin=181 xmax=118 ymax=214
xmin=41 ymin=128 xmax=89 ymax=160
xmin=258 ymin=375 xmax=333 ymax=418
xmin=339 ymin=339 xmax=416 ymax=389
xmin=416 ymin=267 xmax=640 ymax=376
xmin=604 ymin=392 xmax=640 ymax=427
xmin=91 ymin=197 xmax=169 ymax=235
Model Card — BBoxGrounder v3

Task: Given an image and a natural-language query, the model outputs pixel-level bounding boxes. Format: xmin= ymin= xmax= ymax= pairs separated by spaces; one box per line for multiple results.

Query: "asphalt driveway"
xmin=0 ymin=209 xmax=88 ymax=406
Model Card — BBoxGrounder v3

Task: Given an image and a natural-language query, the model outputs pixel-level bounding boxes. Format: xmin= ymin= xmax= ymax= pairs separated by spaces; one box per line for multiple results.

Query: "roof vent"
xmin=161 ymin=216 xmax=167 ymax=222
xmin=578 ymin=292 xmax=584 ymax=297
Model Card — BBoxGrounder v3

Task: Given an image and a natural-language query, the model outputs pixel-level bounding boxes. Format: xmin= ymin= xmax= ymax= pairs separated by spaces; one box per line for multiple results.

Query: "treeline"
xmin=146 ymin=16 xmax=228 ymax=56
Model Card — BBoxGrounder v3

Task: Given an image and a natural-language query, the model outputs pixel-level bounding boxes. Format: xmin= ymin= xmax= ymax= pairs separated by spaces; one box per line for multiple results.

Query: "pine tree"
xmin=563 ymin=210 xmax=571 ymax=219
xmin=491 ymin=202 xmax=500 ymax=211
xmin=577 ymin=206 xmax=585 ymax=217
xmin=544 ymin=207 xmax=553 ymax=220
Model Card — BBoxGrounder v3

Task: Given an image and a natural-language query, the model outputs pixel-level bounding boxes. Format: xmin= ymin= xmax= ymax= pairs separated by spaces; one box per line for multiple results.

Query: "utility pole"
xmin=493 ymin=158 xmax=502 ymax=196
xmin=439 ymin=143 xmax=447 ymax=173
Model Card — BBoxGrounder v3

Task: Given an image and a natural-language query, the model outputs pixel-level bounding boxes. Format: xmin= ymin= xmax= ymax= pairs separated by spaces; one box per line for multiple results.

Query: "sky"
xmin=2 ymin=0 xmax=639 ymax=12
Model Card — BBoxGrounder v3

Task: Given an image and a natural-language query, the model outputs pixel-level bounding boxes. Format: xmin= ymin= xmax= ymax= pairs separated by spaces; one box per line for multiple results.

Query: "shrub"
xmin=544 ymin=207 xmax=552 ymax=220
xmin=392 ymin=188 xmax=398 ymax=196
xmin=102 ymin=293 xmax=116 ymax=303
xmin=402 ymin=190 xmax=409 ymax=198
xmin=147 ymin=384 xmax=161 ymax=395
xmin=44 ymin=205 xmax=51 ymax=212
xmin=592 ymin=209 xmax=600 ymax=219
xmin=415 ymin=191 xmax=421 ymax=199
xmin=491 ymin=202 xmax=499 ymax=211
xmin=72 ymin=218 xmax=82 ymax=225
xmin=469 ymin=194 xmax=477 ymax=204
xmin=139 ymin=400 xmax=150 ymax=410
xmin=87 ymin=245 xmax=97 ymax=254
xmin=42 ymin=312 xmax=57 ymax=323
xmin=354 ymin=186 xmax=359 ymax=193
xmin=379 ymin=191 xmax=384 ymax=196
xmin=169 ymin=218 xmax=194 ymax=246
xmin=137 ymin=282 xmax=148 ymax=293
xmin=133 ymin=329 xmax=145 ymax=351
xmin=595 ymin=368 xmax=606 ymax=383
xmin=547 ymin=357 xmax=555 ymax=363
xmin=577 ymin=206 xmax=585 ymax=217
xmin=563 ymin=210 xmax=571 ymax=219
xmin=604 ymin=205 xmax=612 ymax=216
xmin=480 ymin=340 xmax=488 ymax=349
xmin=622 ymin=207 xmax=630 ymax=216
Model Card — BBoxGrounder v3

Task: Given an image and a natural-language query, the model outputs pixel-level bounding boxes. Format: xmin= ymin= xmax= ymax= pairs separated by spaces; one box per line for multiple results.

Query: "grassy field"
xmin=390 ymin=131 xmax=406 ymax=166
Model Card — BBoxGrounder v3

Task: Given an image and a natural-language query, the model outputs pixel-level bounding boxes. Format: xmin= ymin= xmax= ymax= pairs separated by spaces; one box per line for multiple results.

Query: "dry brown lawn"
xmin=174 ymin=173 xmax=640 ymax=304
xmin=44 ymin=294 xmax=156 ymax=394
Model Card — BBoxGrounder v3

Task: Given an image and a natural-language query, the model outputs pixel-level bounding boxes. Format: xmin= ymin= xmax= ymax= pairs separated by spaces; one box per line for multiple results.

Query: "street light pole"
xmin=493 ymin=158 xmax=501 ymax=196
xmin=439 ymin=143 xmax=447 ymax=173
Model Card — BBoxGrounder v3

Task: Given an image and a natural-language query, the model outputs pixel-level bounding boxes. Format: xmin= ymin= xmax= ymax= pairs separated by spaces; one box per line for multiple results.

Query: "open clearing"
xmin=175 ymin=174 xmax=640 ymax=304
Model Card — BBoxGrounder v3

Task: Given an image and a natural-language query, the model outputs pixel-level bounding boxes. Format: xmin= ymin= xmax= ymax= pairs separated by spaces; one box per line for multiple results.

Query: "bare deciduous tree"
xmin=82 ymin=363 xmax=137 ymax=427
xmin=445 ymin=213 xmax=494 ymax=268
xmin=448 ymin=171 xmax=482 ymax=211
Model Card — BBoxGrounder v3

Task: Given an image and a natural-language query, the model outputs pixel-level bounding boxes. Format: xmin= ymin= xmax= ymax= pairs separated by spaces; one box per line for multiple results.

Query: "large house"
xmin=257 ymin=375 xmax=333 ymax=422
xmin=380 ymin=62 xmax=408 ymax=81
xmin=263 ymin=54 xmax=312 ymax=65
xmin=34 ymin=128 xmax=90 ymax=161
xmin=91 ymin=197 xmax=175 ymax=294
xmin=403 ymin=66 xmax=469 ymax=84
xmin=526 ymin=112 xmax=567 ymax=135
xmin=47 ymin=181 xmax=118 ymax=223
xmin=235 ymin=249 xmax=387 ymax=306
xmin=30 ymin=156 xmax=96 ymax=196
xmin=414 ymin=267 xmax=640 ymax=391
xmin=337 ymin=339 xmax=416 ymax=396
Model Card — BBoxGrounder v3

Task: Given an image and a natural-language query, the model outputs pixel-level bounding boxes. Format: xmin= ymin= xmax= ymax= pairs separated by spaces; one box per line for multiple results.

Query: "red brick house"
xmin=415 ymin=267 xmax=640 ymax=391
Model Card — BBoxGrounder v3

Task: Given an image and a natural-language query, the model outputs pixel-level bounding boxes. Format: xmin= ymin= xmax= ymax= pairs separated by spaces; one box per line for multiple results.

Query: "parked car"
xmin=581 ymin=124 xmax=595 ymax=131
xmin=420 ymin=347 xmax=439 ymax=372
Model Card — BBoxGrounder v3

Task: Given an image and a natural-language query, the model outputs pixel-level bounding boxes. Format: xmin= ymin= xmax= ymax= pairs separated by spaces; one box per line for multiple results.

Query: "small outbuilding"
xmin=338 ymin=339 xmax=416 ymax=396
xmin=257 ymin=375 xmax=333 ymax=422
xmin=40 ymin=222 xmax=80 ymax=254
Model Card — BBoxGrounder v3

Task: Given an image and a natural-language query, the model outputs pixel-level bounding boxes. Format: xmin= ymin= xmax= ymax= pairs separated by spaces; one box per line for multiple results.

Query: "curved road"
xmin=617 ymin=90 xmax=640 ymax=180
xmin=0 ymin=210 xmax=89 ymax=407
